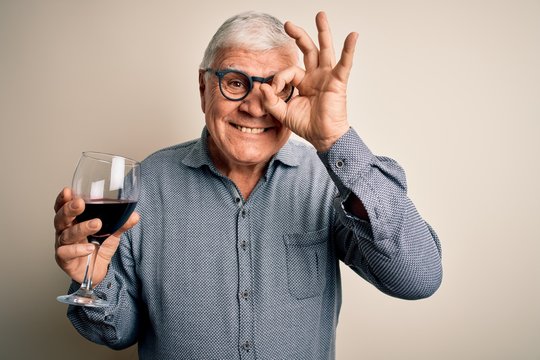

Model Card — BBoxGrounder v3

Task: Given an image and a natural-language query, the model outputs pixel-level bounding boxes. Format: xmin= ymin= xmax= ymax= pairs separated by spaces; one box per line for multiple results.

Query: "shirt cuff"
xmin=317 ymin=127 xmax=375 ymax=196
xmin=66 ymin=270 xmax=122 ymax=343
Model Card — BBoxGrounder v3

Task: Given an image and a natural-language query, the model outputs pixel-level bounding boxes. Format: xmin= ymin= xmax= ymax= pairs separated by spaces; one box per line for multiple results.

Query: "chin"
xmin=232 ymin=150 xmax=274 ymax=166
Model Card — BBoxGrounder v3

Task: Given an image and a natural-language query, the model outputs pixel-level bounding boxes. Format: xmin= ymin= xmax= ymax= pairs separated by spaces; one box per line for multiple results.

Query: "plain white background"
xmin=1 ymin=0 xmax=539 ymax=359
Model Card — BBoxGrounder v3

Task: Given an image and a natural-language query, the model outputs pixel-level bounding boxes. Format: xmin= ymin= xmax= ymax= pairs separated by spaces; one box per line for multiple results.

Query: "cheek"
xmin=205 ymin=86 xmax=239 ymax=119
xmin=204 ymin=87 xmax=219 ymax=113
xmin=204 ymin=93 xmax=226 ymax=128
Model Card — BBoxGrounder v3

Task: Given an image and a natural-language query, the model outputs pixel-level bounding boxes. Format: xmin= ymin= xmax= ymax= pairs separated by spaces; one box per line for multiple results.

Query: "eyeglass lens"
xmin=220 ymin=71 xmax=293 ymax=101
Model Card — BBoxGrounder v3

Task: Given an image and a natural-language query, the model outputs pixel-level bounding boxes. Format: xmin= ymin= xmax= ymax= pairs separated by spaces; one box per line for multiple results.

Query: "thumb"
xmin=99 ymin=211 xmax=140 ymax=261
xmin=97 ymin=235 xmax=121 ymax=261
xmin=260 ymin=83 xmax=288 ymax=123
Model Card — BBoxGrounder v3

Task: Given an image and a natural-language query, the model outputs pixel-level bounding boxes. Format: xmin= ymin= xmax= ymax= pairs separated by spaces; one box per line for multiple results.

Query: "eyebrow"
xmin=218 ymin=64 xmax=278 ymax=76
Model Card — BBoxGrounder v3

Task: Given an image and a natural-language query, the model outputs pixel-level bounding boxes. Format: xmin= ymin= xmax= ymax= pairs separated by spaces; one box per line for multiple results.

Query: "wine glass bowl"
xmin=57 ymin=151 xmax=140 ymax=307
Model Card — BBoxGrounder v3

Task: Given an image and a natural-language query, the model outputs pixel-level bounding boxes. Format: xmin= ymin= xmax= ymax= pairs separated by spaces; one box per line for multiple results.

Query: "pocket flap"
xmin=284 ymin=228 xmax=328 ymax=247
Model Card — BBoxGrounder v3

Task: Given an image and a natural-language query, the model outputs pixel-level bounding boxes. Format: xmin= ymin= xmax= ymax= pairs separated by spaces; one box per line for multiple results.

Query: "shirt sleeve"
xmin=318 ymin=127 xmax=443 ymax=300
xmin=66 ymin=230 xmax=140 ymax=349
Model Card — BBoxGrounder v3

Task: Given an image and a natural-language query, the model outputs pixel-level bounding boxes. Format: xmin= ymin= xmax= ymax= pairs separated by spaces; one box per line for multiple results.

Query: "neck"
xmin=207 ymin=137 xmax=268 ymax=200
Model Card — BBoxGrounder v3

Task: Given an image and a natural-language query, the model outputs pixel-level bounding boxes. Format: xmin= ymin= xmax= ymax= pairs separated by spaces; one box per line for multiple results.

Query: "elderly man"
xmin=54 ymin=11 xmax=442 ymax=360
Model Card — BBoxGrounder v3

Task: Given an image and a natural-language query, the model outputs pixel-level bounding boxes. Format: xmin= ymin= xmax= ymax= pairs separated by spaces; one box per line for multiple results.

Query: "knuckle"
xmin=64 ymin=201 xmax=76 ymax=216
xmin=64 ymin=198 xmax=83 ymax=217
xmin=76 ymin=222 xmax=92 ymax=240
xmin=57 ymin=229 xmax=71 ymax=246
xmin=55 ymin=247 xmax=69 ymax=265
xmin=54 ymin=253 xmax=64 ymax=267
xmin=54 ymin=215 xmax=68 ymax=232
xmin=59 ymin=224 xmax=84 ymax=246
xmin=54 ymin=191 xmax=65 ymax=212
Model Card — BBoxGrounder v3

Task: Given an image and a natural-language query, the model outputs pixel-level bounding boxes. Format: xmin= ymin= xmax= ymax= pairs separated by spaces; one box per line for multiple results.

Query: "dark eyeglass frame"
xmin=205 ymin=68 xmax=294 ymax=102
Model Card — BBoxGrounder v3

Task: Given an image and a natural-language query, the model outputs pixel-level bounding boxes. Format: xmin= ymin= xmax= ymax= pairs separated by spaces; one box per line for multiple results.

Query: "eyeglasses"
xmin=205 ymin=68 xmax=294 ymax=102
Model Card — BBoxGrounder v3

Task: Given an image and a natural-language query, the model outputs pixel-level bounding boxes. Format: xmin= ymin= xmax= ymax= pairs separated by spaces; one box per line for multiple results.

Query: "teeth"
xmin=234 ymin=124 xmax=266 ymax=134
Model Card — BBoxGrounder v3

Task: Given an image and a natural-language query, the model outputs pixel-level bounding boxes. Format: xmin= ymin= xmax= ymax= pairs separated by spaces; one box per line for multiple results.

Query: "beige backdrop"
xmin=1 ymin=0 xmax=539 ymax=359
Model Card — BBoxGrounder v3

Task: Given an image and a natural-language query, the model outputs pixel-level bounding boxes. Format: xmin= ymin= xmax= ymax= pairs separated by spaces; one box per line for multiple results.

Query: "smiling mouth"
xmin=232 ymin=123 xmax=269 ymax=134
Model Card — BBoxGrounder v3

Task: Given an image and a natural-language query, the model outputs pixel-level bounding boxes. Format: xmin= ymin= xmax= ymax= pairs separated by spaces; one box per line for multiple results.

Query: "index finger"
xmin=54 ymin=187 xmax=72 ymax=213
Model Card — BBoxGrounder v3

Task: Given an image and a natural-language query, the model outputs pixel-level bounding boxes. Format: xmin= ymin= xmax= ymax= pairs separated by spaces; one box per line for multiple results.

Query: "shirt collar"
xmin=271 ymin=137 xmax=302 ymax=167
xmin=180 ymin=127 xmax=214 ymax=169
xmin=181 ymin=127 xmax=301 ymax=170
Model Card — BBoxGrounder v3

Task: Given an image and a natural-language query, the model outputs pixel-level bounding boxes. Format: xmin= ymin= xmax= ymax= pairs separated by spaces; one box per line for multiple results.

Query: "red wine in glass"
xmin=57 ymin=152 xmax=140 ymax=307
xmin=76 ymin=200 xmax=138 ymax=244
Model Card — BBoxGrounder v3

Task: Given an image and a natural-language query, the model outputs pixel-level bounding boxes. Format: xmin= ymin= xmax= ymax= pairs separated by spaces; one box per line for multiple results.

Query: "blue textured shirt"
xmin=67 ymin=127 xmax=442 ymax=359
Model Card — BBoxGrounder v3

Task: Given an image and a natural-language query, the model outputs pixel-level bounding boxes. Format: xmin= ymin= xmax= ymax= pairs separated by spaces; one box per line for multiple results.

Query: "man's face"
xmin=199 ymin=47 xmax=297 ymax=171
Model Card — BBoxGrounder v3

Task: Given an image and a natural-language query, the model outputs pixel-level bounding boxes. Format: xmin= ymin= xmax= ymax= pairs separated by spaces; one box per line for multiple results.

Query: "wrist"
xmin=312 ymin=126 xmax=350 ymax=152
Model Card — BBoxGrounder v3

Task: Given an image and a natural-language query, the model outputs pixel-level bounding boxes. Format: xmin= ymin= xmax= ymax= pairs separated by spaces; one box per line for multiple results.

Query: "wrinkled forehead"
xmin=211 ymin=46 xmax=300 ymax=72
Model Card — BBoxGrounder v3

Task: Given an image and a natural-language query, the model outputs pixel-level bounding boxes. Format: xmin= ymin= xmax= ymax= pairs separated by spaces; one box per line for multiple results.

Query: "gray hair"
xmin=200 ymin=11 xmax=296 ymax=69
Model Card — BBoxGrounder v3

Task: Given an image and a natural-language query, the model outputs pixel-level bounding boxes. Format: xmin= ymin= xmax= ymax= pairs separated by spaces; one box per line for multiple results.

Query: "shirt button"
xmin=107 ymin=282 xmax=112 ymax=289
xmin=241 ymin=209 xmax=247 ymax=218
xmin=335 ymin=159 xmax=345 ymax=168
xmin=239 ymin=290 xmax=249 ymax=300
xmin=241 ymin=341 xmax=252 ymax=351
xmin=104 ymin=314 xmax=114 ymax=322
xmin=240 ymin=240 xmax=249 ymax=250
xmin=235 ymin=197 xmax=241 ymax=204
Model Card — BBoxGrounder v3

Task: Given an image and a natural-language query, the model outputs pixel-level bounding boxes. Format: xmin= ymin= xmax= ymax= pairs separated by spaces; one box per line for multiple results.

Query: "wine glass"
xmin=57 ymin=151 xmax=141 ymax=307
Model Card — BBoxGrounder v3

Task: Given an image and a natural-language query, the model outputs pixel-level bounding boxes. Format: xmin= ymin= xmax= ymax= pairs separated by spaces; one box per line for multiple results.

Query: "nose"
xmin=238 ymin=83 xmax=267 ymax=118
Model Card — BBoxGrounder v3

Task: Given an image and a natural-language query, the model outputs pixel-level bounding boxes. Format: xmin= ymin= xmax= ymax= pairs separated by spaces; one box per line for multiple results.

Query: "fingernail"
xmin=86 ymin=244 xmax=96 ymax=252
xmin=89 ymin=219 xmax=100 ymax=229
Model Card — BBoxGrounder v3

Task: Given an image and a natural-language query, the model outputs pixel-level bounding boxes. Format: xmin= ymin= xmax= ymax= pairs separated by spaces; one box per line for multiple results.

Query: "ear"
xmin=198 ymin=70 xmax=206 ymax=114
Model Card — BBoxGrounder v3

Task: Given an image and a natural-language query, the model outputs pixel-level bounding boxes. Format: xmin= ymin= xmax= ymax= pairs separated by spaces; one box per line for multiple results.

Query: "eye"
xmin=228 ymin=79 xmax=246 ymax=89
xmin=222 ymin=72 xmax=249 ymax=90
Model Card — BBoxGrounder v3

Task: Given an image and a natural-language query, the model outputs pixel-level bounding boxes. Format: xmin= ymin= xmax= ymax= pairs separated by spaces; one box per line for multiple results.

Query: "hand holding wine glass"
xmin=55 ymin=152 xmax=141 ymax=307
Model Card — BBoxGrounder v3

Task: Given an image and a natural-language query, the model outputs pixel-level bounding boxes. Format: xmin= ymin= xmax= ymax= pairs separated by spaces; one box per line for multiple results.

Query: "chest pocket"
xmin=284 ymin=228 xmax=329 ymax=300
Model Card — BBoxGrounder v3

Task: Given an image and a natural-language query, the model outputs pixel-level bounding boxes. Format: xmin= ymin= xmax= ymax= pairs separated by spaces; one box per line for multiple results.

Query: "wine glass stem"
xmin=80 ymin=241 xmax=100 ymax=292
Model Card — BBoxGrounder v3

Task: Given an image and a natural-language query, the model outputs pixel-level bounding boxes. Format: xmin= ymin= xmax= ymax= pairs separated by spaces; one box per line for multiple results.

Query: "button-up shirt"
xmin=67 ymin=127 xmax=442 ymax=359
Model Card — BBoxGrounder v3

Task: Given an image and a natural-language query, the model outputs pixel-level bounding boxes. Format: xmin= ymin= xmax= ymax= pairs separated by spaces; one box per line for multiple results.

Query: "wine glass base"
xmin=57 ymin=293 xmax=109 ymax=308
